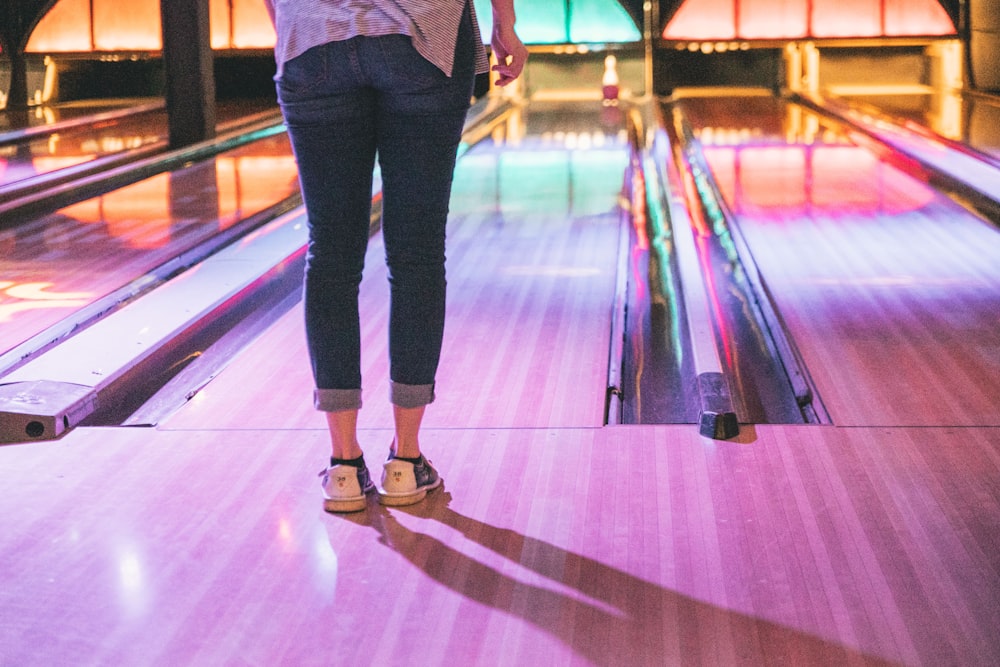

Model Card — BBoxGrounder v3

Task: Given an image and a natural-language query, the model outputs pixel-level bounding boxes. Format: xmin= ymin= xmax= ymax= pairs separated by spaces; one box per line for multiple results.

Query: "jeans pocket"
xmin=277 ymin=45 xmax=328 ymax=102
xmin=377 ymin=35 xmax=446 ymax=89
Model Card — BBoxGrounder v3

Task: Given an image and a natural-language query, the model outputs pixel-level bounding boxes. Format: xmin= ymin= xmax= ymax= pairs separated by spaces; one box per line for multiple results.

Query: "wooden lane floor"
xmin=1 ymin=101 xmax=998 ymax=665
xmin=163 ymin=101 xmax=631 ymax=432
xmin=1 ymin=423 xmax=997 ymax=665
xmin=673 ymin=94 xmax=1000 ymax=427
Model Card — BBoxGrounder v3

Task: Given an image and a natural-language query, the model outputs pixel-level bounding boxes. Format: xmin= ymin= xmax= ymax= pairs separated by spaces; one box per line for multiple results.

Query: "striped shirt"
xmin=266 ymin=0 xmax=490 ymax=78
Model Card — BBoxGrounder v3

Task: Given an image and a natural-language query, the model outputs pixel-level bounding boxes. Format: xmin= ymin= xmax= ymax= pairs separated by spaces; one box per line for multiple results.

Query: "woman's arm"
xmin=490 ymin=0 xmax=527 ymax=86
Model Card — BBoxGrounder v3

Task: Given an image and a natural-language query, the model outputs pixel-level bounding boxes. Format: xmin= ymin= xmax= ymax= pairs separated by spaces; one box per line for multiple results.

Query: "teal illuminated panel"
xmin=453 ymin=145 xmax=627 ymax=218
xmin=474 ymin=0 xmax=566 ymax=44
xmin=520 ymin=1 xmax=570 ymax=44
xmin=570 ymin=0 xmax=640 ymax=43
xmin=474 ymin=0 xmax=640 ymax=45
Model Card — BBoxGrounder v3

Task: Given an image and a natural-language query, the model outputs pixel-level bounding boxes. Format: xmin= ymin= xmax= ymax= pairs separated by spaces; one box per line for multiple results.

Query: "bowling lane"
xmin=0 ymin=103 xmax=164 ymax=191
xmin=0 ymin=130 xmax=300 ymax=364
xmin=0 ymin=98 xmax=160 ymax=136
xmin=674 ymin=94 xmax=1000 ymax=427
xmin=0 ymin=98 xmax=279 ymax=193
xmin=162 ymin=101 xmax=631 ymax=431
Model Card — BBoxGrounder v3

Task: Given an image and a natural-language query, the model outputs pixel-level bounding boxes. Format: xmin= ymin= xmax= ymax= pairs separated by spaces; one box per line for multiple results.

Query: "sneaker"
xmin=319 ymin=463 xmax=375 ymax=513
xmin=379 ymin=454 xmax=442 ymax=506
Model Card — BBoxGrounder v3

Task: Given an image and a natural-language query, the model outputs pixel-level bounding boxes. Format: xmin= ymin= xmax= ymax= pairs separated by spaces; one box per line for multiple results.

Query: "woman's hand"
xmin=490 ymin=2 xmax=527 ymax=86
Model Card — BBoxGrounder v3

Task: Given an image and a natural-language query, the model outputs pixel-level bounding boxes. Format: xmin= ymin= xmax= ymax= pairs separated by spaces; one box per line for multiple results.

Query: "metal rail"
xmin=664 ymin=100 xmax=827 ymax=425
xmin=790 ymin=90 xmax=1000 ymax=226
xmin=646 ymin=107 xmax=740 ymax=438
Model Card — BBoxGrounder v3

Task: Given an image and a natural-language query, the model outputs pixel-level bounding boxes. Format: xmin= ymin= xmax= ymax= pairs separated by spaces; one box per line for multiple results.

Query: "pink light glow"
xmin=664 ymin=0 xmax=736 ymax=41
xmin=812 ymin=0 xmax=881 ymax=38
xmin=739 ymin=0 xmax=808 ymax=40
xmin=703 ymin=145 xmax=935 ymax=217
xmin=663 ymin=0 xmax=956 ymax=41
xmin=884 ymin=0 xmax=955 ymax=36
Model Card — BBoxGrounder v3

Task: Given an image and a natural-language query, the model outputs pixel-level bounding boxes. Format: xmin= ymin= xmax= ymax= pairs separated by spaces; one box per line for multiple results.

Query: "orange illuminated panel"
xmin=63 ymin=175 xmax=171 ymax=249
xmin=29 ymin=0 xmax=275 ymax=52
xmin=93 ymin=0 xmax=161 ymax=50
xmin=664 ymin=0 xmax=736 ymax=40
xmin=884 ymin=0 xmax=955 ymax=36
xmin=210 ymin=0 xmax=234 ymax=49
xmin=739 ymin=0 xmax=808 ymax=40
xmin=216 ymin=156 xmax=298 ymax=228
xmin=208 ymin=0 xmax=276 ymax=49
xmin=25 ymin=0 xmax=92 ymax=52
xmin=231 ymin=0 xmax=276 ymax=48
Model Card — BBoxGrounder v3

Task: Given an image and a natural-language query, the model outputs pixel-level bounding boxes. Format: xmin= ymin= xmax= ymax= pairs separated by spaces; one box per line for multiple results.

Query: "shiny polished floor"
xmin=838 ymin=90 xmax=1000 ymax=162
xmin=0 ymin=128 xmax=299 ymax=359
xmin=1 ymin=98 xmax=999 ymax=666
xmin=0 ymin=98 xmax=278 ymax=190
xmin=673 ymin=94 xmax=1000 ymax=426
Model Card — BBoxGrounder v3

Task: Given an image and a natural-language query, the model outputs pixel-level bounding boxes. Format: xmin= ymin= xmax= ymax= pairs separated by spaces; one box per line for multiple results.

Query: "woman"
xmin=263 ymin=0 xmax=527 ymax=512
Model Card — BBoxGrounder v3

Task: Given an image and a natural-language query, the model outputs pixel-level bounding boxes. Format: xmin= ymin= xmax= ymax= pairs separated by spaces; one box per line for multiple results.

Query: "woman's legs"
xmin=373 ymin=10 xmax=477 ymax=453
xmin=281 ymin=59 xmax=377 ymax=509
xmin=326 ymin=410 xmax=363 ymax=460
xmin=392 ymin=405 xmax=426 ymax=460
xmin=277 ymin=41 xmax=377 ymax=462
xmin=280 ymin=11 xmax=475 ymax=499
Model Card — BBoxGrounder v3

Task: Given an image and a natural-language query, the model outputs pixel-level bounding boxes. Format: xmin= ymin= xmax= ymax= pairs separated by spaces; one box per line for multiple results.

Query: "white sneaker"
xmin=379 ymin=455 xmax=442 ymax=506
xmin=319 ymin=463 xmax=375 ymax=513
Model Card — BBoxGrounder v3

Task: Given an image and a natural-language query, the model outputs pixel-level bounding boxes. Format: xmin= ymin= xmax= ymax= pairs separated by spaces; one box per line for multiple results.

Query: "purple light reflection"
xmin=704 ymin=144 xmax=937 ymax=220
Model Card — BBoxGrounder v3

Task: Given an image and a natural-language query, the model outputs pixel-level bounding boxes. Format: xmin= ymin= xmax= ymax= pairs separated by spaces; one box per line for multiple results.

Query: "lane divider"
xmin=645 ymin=121 xmax=739 ymax=440
xmin=0 ymin=209 xmax=308 ymax=443
xmin=667 ymin=103 xmax=827 ymax=425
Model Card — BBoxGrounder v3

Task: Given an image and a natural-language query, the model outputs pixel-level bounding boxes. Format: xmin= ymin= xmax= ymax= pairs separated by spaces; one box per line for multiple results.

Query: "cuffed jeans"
xmin=276 ymin=11 xmax=476 ymax=412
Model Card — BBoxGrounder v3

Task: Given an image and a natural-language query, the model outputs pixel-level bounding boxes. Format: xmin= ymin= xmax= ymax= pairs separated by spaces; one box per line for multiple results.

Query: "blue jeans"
xmin=277 ymin=12 xmax=476 ymax=412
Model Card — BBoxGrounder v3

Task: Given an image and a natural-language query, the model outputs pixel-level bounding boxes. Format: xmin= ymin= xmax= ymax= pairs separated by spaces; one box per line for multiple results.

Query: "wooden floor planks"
xmin=163 ymin=125 xmax=626 ymax=434
xmin=680 ymin=94 xmax=1000 ymax=428
xmin=3 ymin=423 xmax=998 ymax=665
xmin=4 ymin=100 xmax=1000 ymax=666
